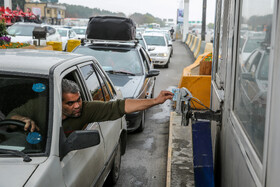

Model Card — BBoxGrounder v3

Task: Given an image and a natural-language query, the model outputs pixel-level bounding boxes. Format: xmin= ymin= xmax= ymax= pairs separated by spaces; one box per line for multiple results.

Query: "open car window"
xmin=0 ymin=76 xmax=49 ymax=154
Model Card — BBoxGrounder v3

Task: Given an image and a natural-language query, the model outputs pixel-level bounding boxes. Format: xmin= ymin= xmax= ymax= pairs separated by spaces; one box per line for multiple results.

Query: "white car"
xmin=56 ymin=27 xmax=78 ymax=51
xmin=0 ymin=50 xmax=127 ymax=186
xmin=72 ymin=26 xmax=87 ymax=39
xmin=7 ymin=22 xmax=62 ymax=45
xmin=143 ymin=32 xmax=172 ymax=68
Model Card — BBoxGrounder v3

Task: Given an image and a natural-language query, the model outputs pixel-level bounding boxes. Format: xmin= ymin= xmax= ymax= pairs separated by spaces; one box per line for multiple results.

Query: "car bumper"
xmin=125 ymin=111 xmax=143 ymax=132
xmin=150 ymin=57 xmax=169 ymax=66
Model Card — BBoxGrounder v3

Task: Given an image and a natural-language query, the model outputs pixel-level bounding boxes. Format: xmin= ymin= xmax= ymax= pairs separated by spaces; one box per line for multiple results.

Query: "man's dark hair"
xmin=62 ymin=79 xmax=80 ymax=95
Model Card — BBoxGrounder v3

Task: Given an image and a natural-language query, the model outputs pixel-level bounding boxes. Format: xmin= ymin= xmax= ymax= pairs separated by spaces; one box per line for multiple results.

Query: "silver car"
xmin=0 ymin=50 xmax=127 ymax=186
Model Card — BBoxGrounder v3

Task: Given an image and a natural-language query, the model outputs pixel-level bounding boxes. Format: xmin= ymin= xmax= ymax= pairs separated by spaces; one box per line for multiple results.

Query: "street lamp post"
xmin=201 ymin=0 xmax=207 ymax=41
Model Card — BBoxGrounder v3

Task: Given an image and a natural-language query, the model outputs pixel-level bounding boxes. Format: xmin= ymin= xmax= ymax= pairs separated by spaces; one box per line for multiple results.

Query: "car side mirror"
xmin=241 ymin=72 xmax=254 ymax=81
xmin=168 ymin=44 xmax=172 ymax=47
xmin=59 ymin=128 xmax=100 ymax=159
xmin=146 ymin=69 xmax=160 ymax=78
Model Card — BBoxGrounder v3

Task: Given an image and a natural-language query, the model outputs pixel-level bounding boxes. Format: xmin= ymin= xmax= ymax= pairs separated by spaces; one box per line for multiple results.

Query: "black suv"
xmin=73 ymin=41 xmax=160 ymax=132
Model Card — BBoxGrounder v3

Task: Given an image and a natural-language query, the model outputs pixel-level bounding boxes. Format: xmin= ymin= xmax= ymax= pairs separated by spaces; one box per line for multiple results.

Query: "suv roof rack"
xmin=81 ymin=38 xmax=139 ymax=47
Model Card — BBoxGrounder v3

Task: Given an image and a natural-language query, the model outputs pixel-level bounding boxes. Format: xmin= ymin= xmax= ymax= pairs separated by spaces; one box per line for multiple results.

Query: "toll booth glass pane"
xmin=233 ymin=0 xmax=273 ymax=161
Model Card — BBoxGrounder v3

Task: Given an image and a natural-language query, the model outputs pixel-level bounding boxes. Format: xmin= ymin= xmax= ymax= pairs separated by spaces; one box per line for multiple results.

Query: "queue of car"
xmin=0 ymin=18 xmax=175 ymax=186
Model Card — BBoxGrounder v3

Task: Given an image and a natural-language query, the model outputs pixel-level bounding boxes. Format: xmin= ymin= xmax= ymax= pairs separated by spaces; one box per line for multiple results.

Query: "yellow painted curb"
xmin=166 ymin=112 xmax=174 ymax=187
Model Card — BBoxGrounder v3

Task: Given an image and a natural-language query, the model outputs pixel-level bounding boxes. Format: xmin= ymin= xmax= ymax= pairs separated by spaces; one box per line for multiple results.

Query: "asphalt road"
xmin=114 ymin=40 xmax=193 ymax=187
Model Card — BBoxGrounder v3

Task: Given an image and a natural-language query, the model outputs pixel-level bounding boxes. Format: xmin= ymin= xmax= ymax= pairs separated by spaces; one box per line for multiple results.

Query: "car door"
xmin=60 ymin=66 xmax=105 ymax=187
xmin=78 ymin=62 xmax=122 ymax=165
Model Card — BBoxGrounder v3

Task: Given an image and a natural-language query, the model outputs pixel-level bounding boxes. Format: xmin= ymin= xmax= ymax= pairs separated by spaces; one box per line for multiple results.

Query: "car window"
xmin=80 ymin=64 xmax=105 ymax=101
xmin=95 ymin=64 xmax=117 ymax=97
xmin=57 ymin=29 xmax=67 ymax=37
xmin=143 ymin=35 xmax=166 ymax=46
xmin=74 ymin=47 xmax=144 ymax=75
xmin=0 ymin=76 xmax=49 ymax=154
xmin=7 ymin=25 xmax=36 ymax=36
xmin=69 ymin=30 xmax=75 ymax=38
xmin=46 ymin=26 xmax=56 ymax=35
xmin=94 ymin=67 xmax=112 ymax=101
xmin=73 ymin=28 xmax=86 ymax=35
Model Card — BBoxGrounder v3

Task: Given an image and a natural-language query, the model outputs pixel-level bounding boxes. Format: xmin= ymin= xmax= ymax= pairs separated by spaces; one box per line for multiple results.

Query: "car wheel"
xmin=136 ymin=111 xmax=145 ymax=132
xmin=106 ymin=140 xmax=121 ymax=185
xmin=64 ymin=44 xmax=68 ymax=52
xmin=164 ymin=59 xmax=170 ymax=68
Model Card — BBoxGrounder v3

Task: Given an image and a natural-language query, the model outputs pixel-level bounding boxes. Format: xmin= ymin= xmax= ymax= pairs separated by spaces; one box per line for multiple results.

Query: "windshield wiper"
xmin=0 ymin=148 xmax=32 ymax=162
xmin=106 ymin=70 xmax=135 ymax=76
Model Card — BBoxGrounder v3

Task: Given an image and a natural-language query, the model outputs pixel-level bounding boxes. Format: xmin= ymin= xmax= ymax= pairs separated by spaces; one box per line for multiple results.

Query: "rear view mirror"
xmin=60 ymin=129 xmax=100 ymax=159
xmin=146 ymin=69 xmax=160 ymax=78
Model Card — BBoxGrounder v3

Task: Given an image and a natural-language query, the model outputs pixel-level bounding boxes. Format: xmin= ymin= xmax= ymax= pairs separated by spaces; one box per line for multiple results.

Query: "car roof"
xmin=142 ymin=32 xmax=165 ymax=37
xmin=81 ymin=40 xmax=140 ymax=50
xmin=0 ymin=49 xmax=91 ymax=75
xmin=11 ymin=22 xmax=42 ymax=26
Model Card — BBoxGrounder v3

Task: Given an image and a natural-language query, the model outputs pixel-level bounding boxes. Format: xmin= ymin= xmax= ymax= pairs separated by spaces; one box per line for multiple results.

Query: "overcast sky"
xmin=59 ymin=0 xmax=216 ymax=23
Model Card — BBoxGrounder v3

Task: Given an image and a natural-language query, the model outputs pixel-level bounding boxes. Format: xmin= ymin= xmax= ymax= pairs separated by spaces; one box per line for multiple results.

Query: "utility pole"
xmin=201 ymin=0 xmax=207 ymax=41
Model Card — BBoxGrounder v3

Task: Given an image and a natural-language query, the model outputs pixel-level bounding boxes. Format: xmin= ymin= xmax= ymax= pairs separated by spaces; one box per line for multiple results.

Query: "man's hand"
xmin=154 ymin=90 xmax=174 ymax=105
xmin=125 ymin=90 xmax=174 ymax=114
xmin=10 ymin=115 xmax=40 ymax=132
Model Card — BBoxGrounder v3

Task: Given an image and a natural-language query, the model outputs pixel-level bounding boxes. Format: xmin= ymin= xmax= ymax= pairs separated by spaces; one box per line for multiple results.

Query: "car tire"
xmin=106 ymin=140 xmax=122 ymax=185
xmin=164 ymin=59 xmax=170 ymax=68
xmin=64 ymin=44 xmax=68 ymax=52
xmin=136 ymin=111 xmax=145 ymax=132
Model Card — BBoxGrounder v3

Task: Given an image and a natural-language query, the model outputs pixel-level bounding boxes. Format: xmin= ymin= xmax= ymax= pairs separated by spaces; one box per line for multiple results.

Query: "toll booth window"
xmin=233 ymin=0 xmax=273 ymax=161
xmin=80 ymin=64 xmax=104 ymax=101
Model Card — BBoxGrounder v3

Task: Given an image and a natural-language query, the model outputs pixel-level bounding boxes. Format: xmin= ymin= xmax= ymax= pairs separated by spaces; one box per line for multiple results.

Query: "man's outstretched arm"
xmin=124 ymin=90 xmax=173 ymax=114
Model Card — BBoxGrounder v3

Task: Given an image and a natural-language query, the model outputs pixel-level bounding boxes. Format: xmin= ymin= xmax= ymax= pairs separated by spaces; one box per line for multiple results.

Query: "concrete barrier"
xmin=193 ymin=39 xmax=202 ymax=58
xmin=191 ymin=37 xmax=199 ymax=52
xmin=185 ymin=34 xmax=191 ymax=45
xmin=185 ymin=33 xmax=189 ymax=43
xmin=179 ymin=75 xmax=211 ymax=109
xmin=67 ymin=39 xmax=81 ymax=52
xmin=187 ymin=35 xmax=194 ymax=47
xmin=196 ymin=41 xmax=206 ymax=59
xmin=189 ymin=36 xmax=195 ymax=49
xmin=178 ymin=52 xmax=212 ymax=109
xmin=46 ymin=41 xmax=63 ymax=51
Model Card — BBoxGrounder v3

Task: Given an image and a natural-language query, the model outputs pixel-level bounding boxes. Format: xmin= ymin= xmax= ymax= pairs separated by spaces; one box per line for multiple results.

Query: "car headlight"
xmin=158 ymin=53 xmax=168 ymax=57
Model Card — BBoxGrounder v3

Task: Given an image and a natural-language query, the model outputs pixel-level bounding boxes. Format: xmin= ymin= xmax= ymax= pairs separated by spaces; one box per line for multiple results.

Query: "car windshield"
xmin=57 ymin=29 xmax=68 ymax=37
xmin=143 ymin=35 xmax=166 ymax=46
xmin=243 ymin=38 xmax=263 ymax=53
xmin=0 ymin=76 xmax=49 ymax=154
xmin=72 ymin=28 xmax=86 ymax=35
xmin=7 ymin=25 xmax=36 ymax=36
xmin=74 ymin=47 xmax=143 ymax=75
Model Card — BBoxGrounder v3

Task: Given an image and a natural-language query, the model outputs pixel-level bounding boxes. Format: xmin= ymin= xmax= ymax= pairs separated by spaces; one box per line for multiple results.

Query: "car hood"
xmin=0 ymin=157 xmax=45 ymax=186
xmin=148 ymin=45 xmax=169 ymax=54
xmin=107 ymin=74 xmax=143 ymax=98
